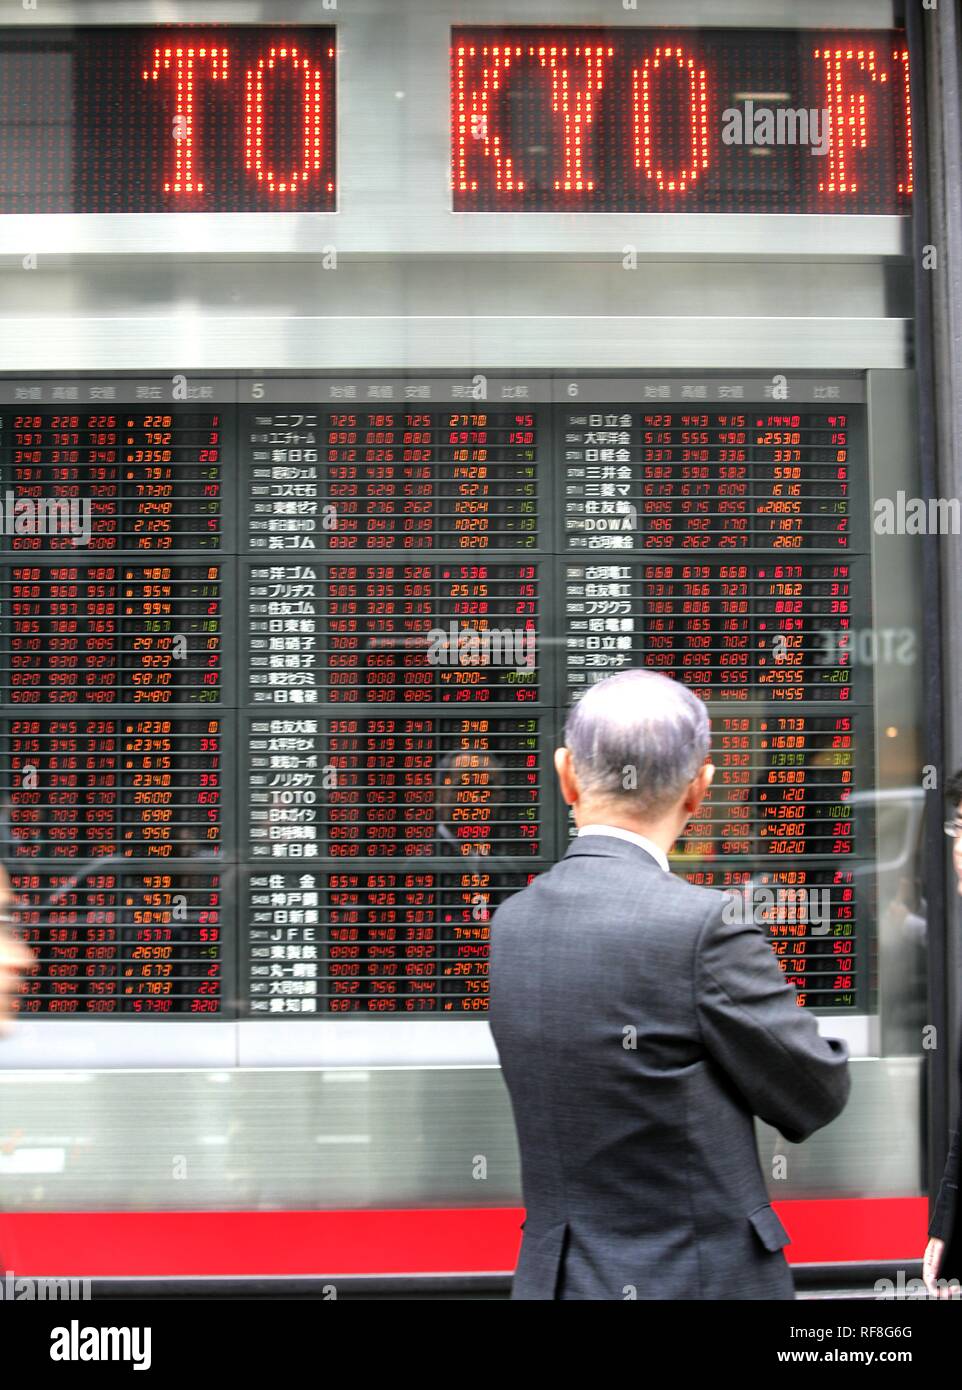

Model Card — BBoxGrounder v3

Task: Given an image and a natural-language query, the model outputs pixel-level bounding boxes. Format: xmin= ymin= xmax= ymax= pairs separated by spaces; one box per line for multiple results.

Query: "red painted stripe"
xmin=0 ymin=1209 xmax=526 ymax=1279
xmin=774 ymin=1196 xmax=928 ymax=1266
xmin=0 ymin=1198 xmax=928 ymax=1279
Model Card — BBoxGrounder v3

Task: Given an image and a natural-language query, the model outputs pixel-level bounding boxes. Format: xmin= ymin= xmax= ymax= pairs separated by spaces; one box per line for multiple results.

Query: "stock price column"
xmin=239 ymin=378 xmax=552 ymax=1016
xmin=0 ymin=379 xmax=232 ymax=1017
xmin=559 ymin=376 xmax=874 ymax=1013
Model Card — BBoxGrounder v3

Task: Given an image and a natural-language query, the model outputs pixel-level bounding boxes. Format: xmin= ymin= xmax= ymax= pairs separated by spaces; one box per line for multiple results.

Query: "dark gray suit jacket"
xmin=488 ymin=835 xmax=851 ymax=1300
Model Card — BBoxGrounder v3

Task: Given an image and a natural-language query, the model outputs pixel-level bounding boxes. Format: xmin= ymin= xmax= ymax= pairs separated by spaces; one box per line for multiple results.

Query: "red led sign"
xmin=0 ymin=28 xmax=336 ymax=213
xmin=452 ymin=27 xmax=913 ymax=213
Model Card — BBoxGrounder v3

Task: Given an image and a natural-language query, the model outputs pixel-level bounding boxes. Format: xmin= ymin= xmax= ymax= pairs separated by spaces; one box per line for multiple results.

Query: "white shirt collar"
xmin=576 ymin=824 xmax=671 ymax=874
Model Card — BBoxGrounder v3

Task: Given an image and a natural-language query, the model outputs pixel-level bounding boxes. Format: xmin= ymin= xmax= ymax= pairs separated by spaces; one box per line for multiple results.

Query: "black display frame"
xmin=0 ymin=371 xmax=877 ymax=1019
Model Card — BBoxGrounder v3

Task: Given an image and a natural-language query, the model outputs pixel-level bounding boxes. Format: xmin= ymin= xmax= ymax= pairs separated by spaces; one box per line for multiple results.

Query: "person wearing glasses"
xmin=923 ymin=771 xmax=962 ymax=1295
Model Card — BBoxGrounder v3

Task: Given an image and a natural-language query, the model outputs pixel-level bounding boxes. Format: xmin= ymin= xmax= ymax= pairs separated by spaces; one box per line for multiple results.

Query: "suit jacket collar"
xmin=562 ymin=833 xmax=668 ymax=874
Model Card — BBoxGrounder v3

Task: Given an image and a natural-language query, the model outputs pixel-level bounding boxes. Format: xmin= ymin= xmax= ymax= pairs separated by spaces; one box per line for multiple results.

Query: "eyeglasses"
xmin=944 ymin=820 xmax=962 ymax=839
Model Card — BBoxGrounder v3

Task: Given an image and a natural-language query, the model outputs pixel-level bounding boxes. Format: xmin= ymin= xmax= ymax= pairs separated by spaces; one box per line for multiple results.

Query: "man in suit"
xmin=488 ymin=669 xmax=851 ymax=1300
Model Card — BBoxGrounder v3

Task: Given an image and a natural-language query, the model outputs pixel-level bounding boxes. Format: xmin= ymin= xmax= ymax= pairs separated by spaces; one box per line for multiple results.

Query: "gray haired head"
xmin=564 ymin=670 xmax=711 ymax=815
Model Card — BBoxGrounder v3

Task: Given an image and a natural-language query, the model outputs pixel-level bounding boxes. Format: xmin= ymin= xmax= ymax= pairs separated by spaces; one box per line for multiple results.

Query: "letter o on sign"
xmin=245 ymin=45 xmax=325 ymax=193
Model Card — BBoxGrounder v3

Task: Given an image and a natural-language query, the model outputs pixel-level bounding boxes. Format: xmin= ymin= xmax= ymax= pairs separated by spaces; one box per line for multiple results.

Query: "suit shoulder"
xmin=657 ymin=872 xmax=728 ymax=922
xmin=490 ymin=861 xmax=729 ymax=935
xmin=488 ymin=879 xmax=534 ymax=928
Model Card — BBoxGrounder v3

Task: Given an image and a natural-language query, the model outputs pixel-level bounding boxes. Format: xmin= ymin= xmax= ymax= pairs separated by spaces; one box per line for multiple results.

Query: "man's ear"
xmin=683 ymin=761 xmax=715 ymax=816
xmin=554 ymin=746 xmax=579 ymax=808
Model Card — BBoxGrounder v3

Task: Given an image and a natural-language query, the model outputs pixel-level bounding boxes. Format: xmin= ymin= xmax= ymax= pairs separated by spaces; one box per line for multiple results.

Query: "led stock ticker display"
xmin=0 ymin=24 xmax=913 ymax=216
xmin=0 ymin=375 xmax=872 ymax=1017
xmin=0 ymin=28 xmax=336 ymax=213
xmin=453 ymin=27 xmax=913 ymax=213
